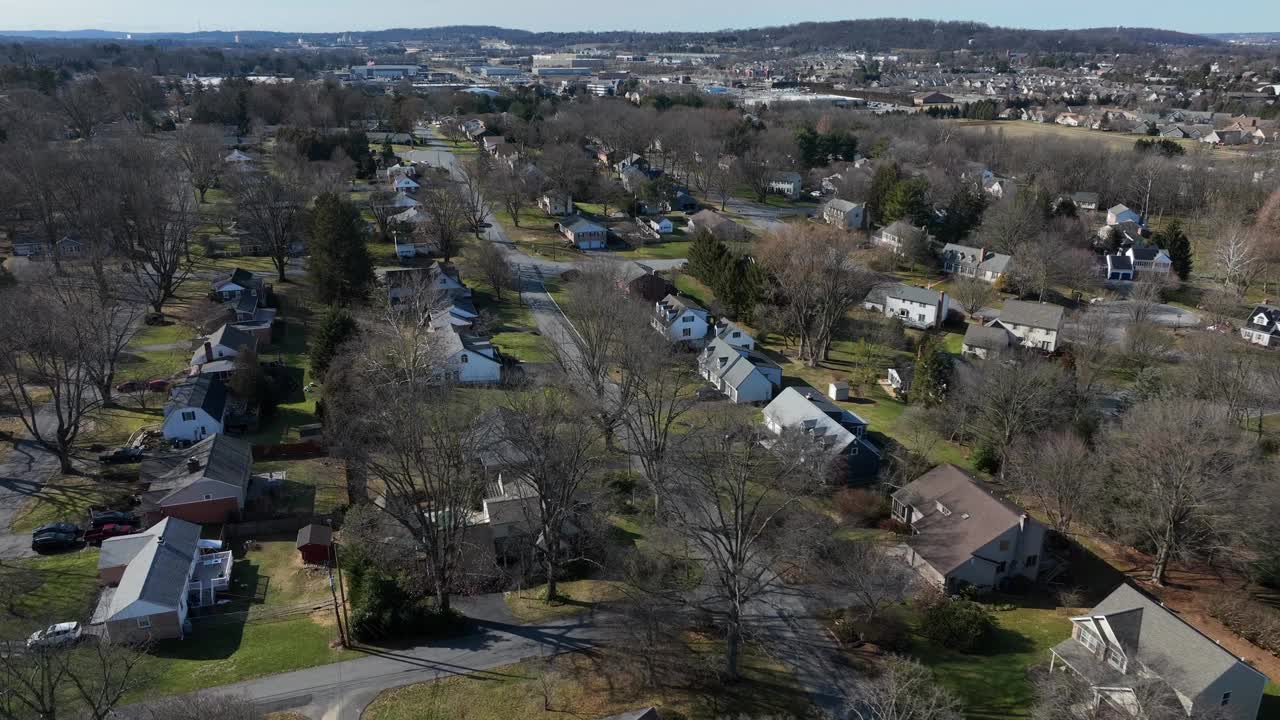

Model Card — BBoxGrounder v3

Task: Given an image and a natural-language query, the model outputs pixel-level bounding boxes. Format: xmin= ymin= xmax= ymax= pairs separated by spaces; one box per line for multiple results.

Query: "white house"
xmin=190 ymin=325 xmax=257 ymax=367
xmin=823 ymin=199 xmax=865 ymax=230
xmin=1127 ymin=246 xmax=1172 ymax=276
xmin=210 ymin=268 xmax=260 ymax=302
xmin=941 ymin=244 xmax=1012 ymax=284
xmin=161 ymin=376 xmax=227 ymax=442
xmin=557 ymin=216 xmax=608 ymax=250
xmin=713 ymin=319 xmax=754 ymax=351
xmin=1107 ymin=204 xmax=1141 ymax=226
xmin=892 ymin=464 xmax=1045 ymax=592
xmin=990 ymin=300 xmax=1064 ymax=352
xmin=872 ymin=220 xmax=926 ymax=255
xmin=392 ymin=176 xmax=420 ymax=193
xmin=430 ymin=320 xmax=504 ymax=384
xmin=538 ymin=192 xmax=573 ymax=216
xmin=761 ymin=387 xmax=881 ymax=482
xmin=864 ymin=284 xmax=950 ymax=330
xmin=1241 ymin=305 xmax=1280 ymax=348
xmin=652 ymin=295 xmax=710 ymax=345
xmin=697 ymin=338 xmax=781 ymax=404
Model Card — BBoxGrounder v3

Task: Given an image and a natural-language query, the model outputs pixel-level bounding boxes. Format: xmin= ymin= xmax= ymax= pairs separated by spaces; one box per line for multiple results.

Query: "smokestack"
xmin=187 ymin=457 xmax=201 ymax=473
xmin=203 ymin=341 xmax=214 ymax=365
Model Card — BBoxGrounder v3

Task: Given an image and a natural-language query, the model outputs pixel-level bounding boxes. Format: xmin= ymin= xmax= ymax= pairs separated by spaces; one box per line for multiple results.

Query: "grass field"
xmin=9 ymin=473 xmax=139 ymax=533
xmin=613 ymin=238 xmax=693 ymax=261
xmin=0 ymin=550 xmax=101 ymax=641
xmin=949 ymin=119 xmax=1250 ymax=159
xmin=253 ymin=458 xmax=349 ymax=515
xmin=908 ymin=603 xmax=1075 ymax=720
xmin=504 ymin=579 xmax=625 ymax=625
xmin=672 ymin=274 xmax=717 ymax=308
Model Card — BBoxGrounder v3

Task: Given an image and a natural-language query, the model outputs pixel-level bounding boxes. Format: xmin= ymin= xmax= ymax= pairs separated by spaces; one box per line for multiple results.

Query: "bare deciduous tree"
xmin=1006 ymin=432 xmax=1097 ymax=537
xmin=825 ymin=539 xmax=918 ymax=622
xmin=120 ymin=186 xmax=199 ymax=313
xmin=847 ymin=656 xmax=963 ymax=720
xmin=174 ymin=124 xmax=224 ymax=203
xmin=465 ymin=240 xmax=515 ymax=302
xmin=456 ymin=158 xmax=494 ymax=237
xmin=950 ymin=276 xmax=996 ymax=317
xmin=230 ymin=172 xmax=302 ymax=282
xmin=619 ymin=345 xmax=700 ymax=514
xmin=0 ymin=639 xmax=151 ymax=720
xmin=418 ymin=182 xmax=469 ymax=262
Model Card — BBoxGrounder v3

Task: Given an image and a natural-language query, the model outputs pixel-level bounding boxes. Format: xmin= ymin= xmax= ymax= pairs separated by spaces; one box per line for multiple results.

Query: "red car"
xmin=84 ymin=523 xmax=139 ymax=546
xmin=146 ymin=378 xmax=171 ymax=393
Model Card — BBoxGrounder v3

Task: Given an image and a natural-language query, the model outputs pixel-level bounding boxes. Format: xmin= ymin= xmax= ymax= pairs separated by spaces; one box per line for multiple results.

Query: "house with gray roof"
xmin=941 ymin=243 xmax=1012 ymax=284
xmin=92 ymin=518 xmax=232 ymax=642
xmin=713 ymin=319 xmax=754 ymax=351
xmin=991 ymin=300 xmax=1064 ymax=352
xmin=139 ymin=434 xmax=252 ymax=525
xmin=864 ymin=283 xmax=950 ymax=330
xmin=1050 ymin=584 xmax=1267 ymax=720
xmin=962 ymin=324 xmax=1014 ymax=359
xmin=823 ymin=198 xmax=865 ymax=230
xmin=557 ymin=216 xmax=607 ymax=250
xmin=892 ymin=464 xmax=1045 ymax=591
xmin=698 ymin=338 xmax=781 ymax=404
xmin=872 ymin=220 xmax=926 ymax=255
xmin=162 ymin=376 xmax=228 ymax=442
xmin=191 ymin=324 xmax=257 ymax=367
xmin=652 ymin=294 xmax=710 ymax=345
xmin=761 ymin=387 xmax=881 ymax=483
xmin=1241 ymin=305 xmax=1280 ymax=349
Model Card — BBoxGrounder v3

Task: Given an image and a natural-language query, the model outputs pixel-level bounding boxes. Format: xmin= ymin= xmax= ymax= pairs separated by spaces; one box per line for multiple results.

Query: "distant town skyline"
xmin=0 ymin=0 xmax=1273 ymax=36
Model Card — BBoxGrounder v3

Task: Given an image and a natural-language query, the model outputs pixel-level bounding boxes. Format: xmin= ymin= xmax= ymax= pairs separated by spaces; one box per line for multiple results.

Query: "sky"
xmin=0 ymin=0 xmax=1274 ymax=35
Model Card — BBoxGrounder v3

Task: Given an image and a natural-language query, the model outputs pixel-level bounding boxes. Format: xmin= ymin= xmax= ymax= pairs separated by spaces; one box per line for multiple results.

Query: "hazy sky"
xmin=0 ymin=0 xmax=1272 ymax=35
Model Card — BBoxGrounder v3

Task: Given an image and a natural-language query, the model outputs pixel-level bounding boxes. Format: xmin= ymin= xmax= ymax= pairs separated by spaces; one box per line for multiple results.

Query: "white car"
xmin=26 ymin=621 xmax=82 ymax=649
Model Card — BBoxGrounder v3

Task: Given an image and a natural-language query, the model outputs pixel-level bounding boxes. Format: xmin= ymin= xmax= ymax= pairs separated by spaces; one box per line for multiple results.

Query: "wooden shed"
xmin=295 ymin=524 xmax=333 ymax=566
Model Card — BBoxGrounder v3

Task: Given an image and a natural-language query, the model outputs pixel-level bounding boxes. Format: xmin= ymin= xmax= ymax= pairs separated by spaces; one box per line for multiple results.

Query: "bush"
xmin=834 ymin=607 xmax=910 ymax=651
xmin=921 ymin=596 xmax=996 ymax=653
xmin=345 ymin=559 xmax=468 ymax=643
xmin=876 ymin=517 xmax=910 ymax=534
xmin=1208 ymin=592 xmax=1280 ymax=656
xmin=834 ymin=488 xmax=889 ymax=524
xmin=971 ymin=443 xmax=1001 ymax=474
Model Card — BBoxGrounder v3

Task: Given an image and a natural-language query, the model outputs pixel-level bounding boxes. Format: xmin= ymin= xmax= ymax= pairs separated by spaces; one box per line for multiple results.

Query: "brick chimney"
xmin=203 ymin=341 xmax=214 ymax=364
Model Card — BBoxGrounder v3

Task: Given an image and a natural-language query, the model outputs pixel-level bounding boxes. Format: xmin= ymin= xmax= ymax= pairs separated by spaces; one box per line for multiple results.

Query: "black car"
xmin=33 ymin=522 xmax=82 ymax=538
xmin=98 ymin=447 xmax=144 ymax=464
xmin=31 ymin=532 xmax=79 ymax=553
xmin=89 ymin=510 xmax=139 ymax=529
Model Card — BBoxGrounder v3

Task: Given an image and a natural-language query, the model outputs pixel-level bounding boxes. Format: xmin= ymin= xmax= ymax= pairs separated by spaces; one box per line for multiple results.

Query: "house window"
xmin=683 ymin=316 xmax=693 ymax=323
xmin=995 ymin=561 xmax=1007 ymax=573
xmin=1222 ymin=693 xmax=1232 ymax=707
xmin=203 ymin=494 xmax=213 ymax=501
xmin=1106 ymin=650 xmax=1126 ymax=673
xmin=917 ymin=313 xmax=926 ymax=323
xmin=682 ymin=328 xmax=691 ymax=337
xmin=137 ymin=616 xmax=151 ymax=629
xmin=999 ymin=540 xmax=1010 ymax=551
xmin=180 ymin=411 xmax=196 ymax=422
xmin=460 ymin=354 xmax=469 ymax=364
xmin=1078 ymin=627 xmax=1100 ymax=653
xmin=1026 ymin=555 xmax=1038 ymax=567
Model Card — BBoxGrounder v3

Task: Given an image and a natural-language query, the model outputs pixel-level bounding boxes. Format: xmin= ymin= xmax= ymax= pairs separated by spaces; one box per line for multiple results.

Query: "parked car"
xmin=85 ymin=523 xmax=139 ymax=546
xmin=114 ymin=380 xmax=144 ymax=393
xmin=26 ymin=622 xmax=83 ymax=649
xmin=89 ymin=510 xmax=139 ymax=528
xmin=146 ymin=378 xmax=171 ymax=392
xmin=33 ymin=522 xmax=82 ymax=538
xmin=98 ymin=447 xmax=144 ymax=464
xmin=31 ymin=531 xmax=79 ymax=553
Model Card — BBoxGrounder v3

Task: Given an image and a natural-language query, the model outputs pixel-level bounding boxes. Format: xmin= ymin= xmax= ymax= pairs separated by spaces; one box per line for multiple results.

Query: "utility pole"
xmin=328 ymin=563 xmax=347 ymax=647
xmin=334 ymin=542 xmax=352 ymax=643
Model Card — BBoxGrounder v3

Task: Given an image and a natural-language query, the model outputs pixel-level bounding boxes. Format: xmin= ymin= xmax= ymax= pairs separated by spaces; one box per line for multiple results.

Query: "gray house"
xmin=697 ymin=337 xmax=781 ymax=404
xmin=991 ymin=300 xmax=1064 ymax=353
xmin=892 ymin=464 xmax=1045 ymax=592
xmin=941 ymin=243 xmax=1012 ymax=284
xmin=1050 ymin=584 xmax=1267 ymax=720
xmin=762 ymin=387 xmax=881 ymax=483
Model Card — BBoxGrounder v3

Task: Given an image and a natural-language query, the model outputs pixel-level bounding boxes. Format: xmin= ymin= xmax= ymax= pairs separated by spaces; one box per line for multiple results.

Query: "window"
xmin=998 ymin=540 xmax=1010 ymax=551
xmin=682 ymin=328 xmax=691 ymax=337
xmin=137 ymin=616 xmax=151 ymax=629
xmin=1107 ymin=650 xmax=1126 ymax=673
xmin=1222 ymin=693 xmax=1232 ymax=707
xmin=180 ymin=411 xmax=196 ymax=422
xmin=1078 ymin=628 xmax=1100 ymax=653
xmin=1026 ymin=554 xmax=1038 ymax=567
xmin=203 ymin=494 xmax=213 ymax=501
xmin=995 ymin=561 xmax=1007 ymax=573
xmin=917 ymin=313 xmax=926 ymax=323
xmin=460 ymin=354 xmax=469 ymax=364
xmin=683 ymin=316 xmax=693 ymax=323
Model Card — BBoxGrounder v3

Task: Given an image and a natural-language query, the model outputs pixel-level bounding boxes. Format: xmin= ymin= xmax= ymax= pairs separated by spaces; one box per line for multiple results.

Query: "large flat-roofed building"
xmin=349 ymin=64 xmax=421 ymax=80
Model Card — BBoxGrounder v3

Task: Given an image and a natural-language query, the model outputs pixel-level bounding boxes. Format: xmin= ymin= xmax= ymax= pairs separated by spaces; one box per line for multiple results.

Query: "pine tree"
xmin=911 ymin=335 xmax=952 ymax=408
xmin=309 ymin=193 xmax=374 ymax=306
xmin=866 ymin=163 xmax=902 ymax=227
xmin=686 ymin=230 xmax=729 ymax=287
xmin=1158 ymin=220 xmax=1193 ymax=281
xmin=311 ymin=307 xmax=359 ymax=378
xmin=882 ymin=177 xmax=931 ymax=228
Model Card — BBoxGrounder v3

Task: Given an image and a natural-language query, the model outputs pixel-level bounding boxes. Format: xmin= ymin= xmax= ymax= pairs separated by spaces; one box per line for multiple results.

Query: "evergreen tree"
xmin=312 ymin=307 xmax=359 ymax=377
xmin=1157 ymin=220 xmax=1193 ymax=281
xmin=882 ymin=177 xmax=932 ymax=227
xmin=938 ymin=184 xmax=988 ymax=243
xmin=717 ymin=256 xmax=765 ymax=322
xmin=686 ymin=230 xmax=729 ymax=286
xmin=911 ymin=335 xmax=952 ymax=408
xmin=866 ymin=163 xmax=902 ymax=227
xmin=309 ymin=193 xmax=374 ymax=306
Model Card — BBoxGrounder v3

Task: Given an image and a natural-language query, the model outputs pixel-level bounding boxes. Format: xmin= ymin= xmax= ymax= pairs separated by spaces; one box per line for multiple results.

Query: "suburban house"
xmin=713 ymin=319 xmax=754 ymax=351
xmin=190 ymin=324 xmax=257 ymax=367
xmin=224 ymin=149 xmax=252 ymax=164
xmin=687 ymin=209 xmax=749 ymax=243
xmin=697 ymin=337 xmax=781 ymax=404
xmin=429 ymin=319 xmax=504 ymax=384
xmin=872 ymin=220 xmax=926 ymax=255
xmin=92 ymin=518 xmax=232 ymax=642
xmin=864 ymin=284 xmax=950 ymax=330
xmin=1127 ymin=246 xmax=1173 ymax=277
xmin=1070 ymin=192 xmax=1101 ymax=211
xmin=392 ymin=176 xmax=420 ymax=193
xmin=1108 ymin=204 xmax=1142 ymax=226
xmin=887 ymin=363 xmax=913 ymax=399
xmin=210 ymin=268 xmax=265 ymax=304
xmin=1105 ymin=254 xmax=1136 ymax=281
xmin=913 ymin=91 xmax=954 ymax=105
xmin=138 ymin=434 xmax=253 ymax=524
xmin=383 ymin=264 xmax=470 ymax=309
xmin=941 ymin=244 xmax=1012 ymax=284
xmin=647 ymin=216 xmax=673 ymax=235
xmin=767 ymin=172 xmax=803 ymax=199
xmin=761 ymin=387 xmax=881 ymax=483
xmin=823 ymin=199 xmax=866 ymax=230
xmin=1241 ymin=305 xmax=1280 ymax=348
xmin=538 ymin=191 xmax=573 ymax=216
xmin=652 ymin=295 xmax=710 ymax=345
xmin=962 ymin=324 xmax=1014 ymax=359
xmin=162 ymin=376 xmax=228 ymax=442
xmin=557 ymin=216 xmax=608 ymax=250
xmin=990 ymin=300 xmax=1064 ymax=352
xmin=620 ymin=165 xmax=649 ymax=193
xmin=618 ymin=261 xmax=674 ymax=303
xmin=891 ymin=464 xmax=1045 ymax=591
xmin=1049 ymin=584 xmax=1267 ymax=720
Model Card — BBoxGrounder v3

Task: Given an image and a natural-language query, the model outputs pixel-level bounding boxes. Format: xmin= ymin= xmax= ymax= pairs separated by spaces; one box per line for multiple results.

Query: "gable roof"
xmin=1107 ymin=254 xmax=1134 ymax=271
xmin=213 ymin=268 xmax=256 ymax=290
xmin=139 ymin=434 xmax=252 ymax=507
xmin=296 ymin=524 xmax=333 ymax=548
xmin=206 ymin=324 xmax=256 ymax=353
xmin=826 ymin=198 xmax=862 ymax=213
xmin=880 ymin=220 xmax=925 ymax=242
xmin=892 ymin=464 xmax=1028 ymax=576
xmin=168 ymin=376 xmax=228 ymax=420
xmin=100 ymin=518 xmax=201 ymax=621
xmin=762 ymin=387 xmax=867 ymax=454
xmin=883 ymin=283 xmax=943 ymax=307
xmin=963 ymin=323 xmax=1012 ymax=351
xmin=1075 ymin=584 xmax=1264 ymax=699
xmin=562 ymin=216 xmax=606 ymax=234
xmin=994 ymin=300 xmax=1064 ymax=331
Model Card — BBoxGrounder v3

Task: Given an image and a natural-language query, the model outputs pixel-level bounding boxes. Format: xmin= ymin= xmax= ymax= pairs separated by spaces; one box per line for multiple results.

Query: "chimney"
xmin=187 ymin=457 xmax=201 ymax=473
xmin=203 ymin=341 xmax=214 ymax=364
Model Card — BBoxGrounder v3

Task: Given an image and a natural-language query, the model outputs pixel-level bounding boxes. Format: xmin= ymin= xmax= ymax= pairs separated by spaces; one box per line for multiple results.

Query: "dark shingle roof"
xmin=995 ymin=300 xmax=1064 ymax=330
xmin=139 ymin=434 xmax=251 ymax=502
xmin=296 ymin=524 xmax=333 ymax=548
xmin=169 ymin=376 xmax=228 ymax=420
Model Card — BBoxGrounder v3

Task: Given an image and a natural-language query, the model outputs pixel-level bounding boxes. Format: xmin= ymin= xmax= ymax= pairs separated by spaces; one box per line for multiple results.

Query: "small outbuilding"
xmin=296 ymin=524 xmax=333 ymax=566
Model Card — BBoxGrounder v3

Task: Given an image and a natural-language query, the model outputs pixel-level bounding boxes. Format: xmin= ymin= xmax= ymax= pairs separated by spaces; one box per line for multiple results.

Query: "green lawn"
xmin=9 ymin=473 xmax=140 ymax=533
xmin=462 ymin=270 xmax=554 ymax=365
xmin=909 ymin=605 xmax=1074 ymax=720
xmin=504 ymin=579 xmax=625 ymax=624
xmin=131 ymin=321 xmax=195 ymax=349
xmin=672 ymin=274 xmax=717 ymax=308
xmin=253 ymin=458 xmax=349 ymax=515
xmin=494 ymin=208 xmax=580 ymax=262
xmin=613 ymin=239 xmax=692 ymax=260
xmin=0 ymin=551 xmax=101 ymax=640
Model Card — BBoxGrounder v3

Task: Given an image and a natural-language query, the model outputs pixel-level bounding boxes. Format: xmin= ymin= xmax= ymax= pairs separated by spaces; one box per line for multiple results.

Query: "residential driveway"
xmin=0 ymin=439 xmax=59 ymax=559
xmin=1090 ymin=299 xmax=1200 ymax=329
xmin=201 ymin=615 xmax=603 ymax=720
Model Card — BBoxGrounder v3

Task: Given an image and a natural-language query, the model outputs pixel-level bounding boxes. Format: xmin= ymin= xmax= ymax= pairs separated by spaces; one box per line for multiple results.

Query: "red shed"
xmin=296 ymin=524 xmax=333 ymax=566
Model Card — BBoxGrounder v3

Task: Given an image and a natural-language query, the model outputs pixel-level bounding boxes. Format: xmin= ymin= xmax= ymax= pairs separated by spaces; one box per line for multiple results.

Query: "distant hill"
xmin=0 ymin=19 xmax=1224 ymax=53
